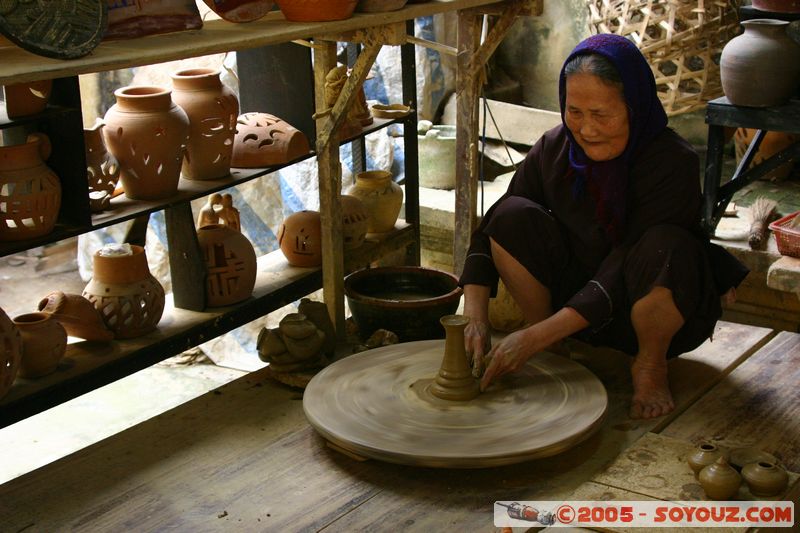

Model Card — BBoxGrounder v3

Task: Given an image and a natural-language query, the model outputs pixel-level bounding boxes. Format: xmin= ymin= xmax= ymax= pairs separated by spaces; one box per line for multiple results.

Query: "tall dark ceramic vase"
xmin=720 ymin=19 xmax=800 ymax=107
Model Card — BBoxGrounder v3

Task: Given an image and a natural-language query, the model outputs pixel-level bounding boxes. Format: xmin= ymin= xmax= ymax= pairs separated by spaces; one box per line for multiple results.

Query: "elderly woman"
xmin=460 ymin=34 xmax=748 ymax=419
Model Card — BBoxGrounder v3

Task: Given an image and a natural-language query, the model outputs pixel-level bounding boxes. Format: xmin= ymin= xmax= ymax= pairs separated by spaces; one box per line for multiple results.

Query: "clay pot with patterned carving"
xmin=37 ymin=291 xmax=114 ymax=342
xmin=742 ymin=461 xmax=789 ymax=497
xmin=0 ymin=134 xmax=61 ymax=242
xmin=197 ymin=224 xmax=257 ymax=307
xmin=341 ymin=194 xmax=369 ymax=249
xmin=3 ymin=79 xmax=52 ymax=118
xmin=720 ymin=19 xmax=800 ymax=107
xmin=0 ymin=306 xmax=22 ymax=399
xmin=12 ymin=312 xmax=67 ymax=379
xmin=699 ymin=457 xmax=742 ymax=500
xmin=170 ymin=68 xmax=239 ymax=180
xmin=276 ymin=0 xmax=357 ymax=21
xmin=82 ymin=245 xmax=166 ymax=339
xmin=84 ymin=120 xmax=121 ymax=212
xmin=278 ymin=210 xmax=322 ymax=267
xmin=231 ymin=112 xmax=310 ymax=168
xmin=345 ymin=170 xmax=403 ymax=233
xmin=103 ymin=85 xmax=189 ymax=200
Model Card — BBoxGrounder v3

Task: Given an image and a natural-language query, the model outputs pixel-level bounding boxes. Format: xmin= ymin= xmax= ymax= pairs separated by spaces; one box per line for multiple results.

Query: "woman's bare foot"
xmin=630 ymin=355 xmax=674 ymax=419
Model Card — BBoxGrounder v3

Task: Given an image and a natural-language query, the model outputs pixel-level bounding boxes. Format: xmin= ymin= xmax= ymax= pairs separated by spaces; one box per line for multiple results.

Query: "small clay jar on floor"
xmin=688 ymin=442 xmax=726 ymax=478
xmin=12 ymin=312 xmax=67 ymax=379
xmin=742 ymin=461 xmax=789 ymax=497
xmin=0 ymin=307 xmax=22 ymax=399
xmin=699 ymin=457 xmax=742 ymax=500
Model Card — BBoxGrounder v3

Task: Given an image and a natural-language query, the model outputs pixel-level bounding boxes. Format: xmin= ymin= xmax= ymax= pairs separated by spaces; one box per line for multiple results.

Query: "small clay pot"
xmin=3 ymin=80 xmax=53 ymax=118
xmin=699 ymin=457 xmax=742 ymax=500
xmin=278 ymin=210 xmax=322 ymax=267
xmin=345 ymin=170 xmax=403 ymax=233
xmin=688 ymin=443 xmax=726 ymax=477
xmin=742 ymin=461 xmax=789 ymax=497
xmin=12 ymin=312 xmax=67 ymax=379
xmin=37 ymin=291 xmax=114 ymax=342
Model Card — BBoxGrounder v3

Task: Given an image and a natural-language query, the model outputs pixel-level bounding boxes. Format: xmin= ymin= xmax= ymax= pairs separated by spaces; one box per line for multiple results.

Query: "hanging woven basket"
xmin=586 ymin=0 xmax=742 ymax=116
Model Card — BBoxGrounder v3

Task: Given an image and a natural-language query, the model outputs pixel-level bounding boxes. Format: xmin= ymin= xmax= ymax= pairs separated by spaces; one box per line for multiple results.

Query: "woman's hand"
xmin=480 ymin=327 xmax=537 ymax=391
xmin=464 ymin=318 xmax=491 ymax=378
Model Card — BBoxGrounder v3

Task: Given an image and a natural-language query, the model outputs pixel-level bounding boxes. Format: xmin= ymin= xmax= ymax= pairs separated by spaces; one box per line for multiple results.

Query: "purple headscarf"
xmin=558 ymin=34 xmax=667 ymax=243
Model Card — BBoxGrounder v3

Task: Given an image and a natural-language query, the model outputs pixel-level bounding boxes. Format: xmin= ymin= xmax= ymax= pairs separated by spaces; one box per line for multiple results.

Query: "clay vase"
xmin=3 ymin=79 xmax=53 ymax=119
xmin=418 ymin=122 xmax=457 ymax=190
xmin=688 ymin=442 xmax=726 ymax=478
xmin=197 ymin=224 xmax=257 ymax=307
xmin=341 ymin=194 xmax=369 ymax=249
xmin=231 ymin=112 xmax=310 ymax=168
xmin=699 ymin=457 xmax=742 ymax=500
xmin=742 ymin=461 xmax=789 ymax=497
xmin=752 ymin=1 xmax=800 ymax=12
xmin=170 ymin=68 xmax=239 ymax=180
xmin=103 ymin=85 xmax=189 ymax=200
xmin=82 ymin=245 xmax=166 ymax=339
xmin=0 ymin=135 xmax=61 ymax=242
xmin=12 ymin=312 xmax=67 ymax=379
xmin=345 ymin=170 xmax=403 ymax=233
xmin=276 ymin=0 xmax=358 ymax=22
xmin=84 ymin=120 xmax=121 ymax=213
xmin=278 ymin=210 xmax=322 ymax=267
xmin=720 ymin=19 xmax=800 ymax=107
xmin=430 ymin=315 xmax=479 ymax=401
xmin=0 ymin=307 xmax=22 ymax=399
xmin=37 ymin=291 xmax=114 ymax=342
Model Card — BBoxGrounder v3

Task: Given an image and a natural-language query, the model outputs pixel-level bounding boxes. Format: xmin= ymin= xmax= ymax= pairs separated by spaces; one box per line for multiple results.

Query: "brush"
xmin=748 ymin=197 xmax=778 ymax=250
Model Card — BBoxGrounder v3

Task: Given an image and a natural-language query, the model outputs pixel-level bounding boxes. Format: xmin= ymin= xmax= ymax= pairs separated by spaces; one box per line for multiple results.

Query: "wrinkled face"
xmin=564 ymin=72 xmax=629 ymax=162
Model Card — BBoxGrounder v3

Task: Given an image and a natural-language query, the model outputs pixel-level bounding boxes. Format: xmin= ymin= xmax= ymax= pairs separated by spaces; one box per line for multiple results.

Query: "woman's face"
xmin=564 ymin=72 xmax=629 ymax=162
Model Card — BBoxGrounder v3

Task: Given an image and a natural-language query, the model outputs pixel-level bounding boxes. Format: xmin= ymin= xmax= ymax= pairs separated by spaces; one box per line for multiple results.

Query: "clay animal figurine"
xmin=257 ymin=313 xmax=327 ymax=373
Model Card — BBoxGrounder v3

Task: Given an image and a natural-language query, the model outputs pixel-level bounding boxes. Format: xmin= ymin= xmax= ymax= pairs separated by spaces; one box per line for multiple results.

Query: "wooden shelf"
xmin=0 ymin=1 xmax=502 ymax=85
xmin=0 ymin=223 xmax=413 ymax=428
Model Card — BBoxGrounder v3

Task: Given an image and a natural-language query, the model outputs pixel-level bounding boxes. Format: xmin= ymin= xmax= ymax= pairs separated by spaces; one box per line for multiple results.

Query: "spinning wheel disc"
xmin=303 ymin=340 xmax=608 ymax=468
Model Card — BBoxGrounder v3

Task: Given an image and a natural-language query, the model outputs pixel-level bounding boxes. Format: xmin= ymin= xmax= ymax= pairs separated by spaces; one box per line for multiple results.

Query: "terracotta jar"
xmin=742 ymin=461 xmax=789 ymax=497
xmin=688 ymin=442 xmax=726 ymax=477
xmin=197 ymin=224 xmax=257 ymax=307
xmin=37 ymin=291 xmax=114 ymax=342
xmin=84 ymin=120 xmax=121 ymax=212
xmin=278 ymin=210 xmax=322 ymax=267
xmin=12 ymin=312 xmax=67 ymax=379
xmin=3 ymin=79 xmax=53 ymax=119
xmin=276 ymin=0 xmax=358 ymax=21
xmin=170 ymin=68 xmax=239 ymax=180
xmin=0 ymin=135 xmax=61 ymax=242
xmin=231 ymin=112 xmax=310 ymax=168
xmin=103 ymin=85 xmax=189 ymax=200
xmin=345 ymin=170 xmax=403 ymax=233
xmin=430 ymin=314 xmax=480 ymax=401
xmin=0 ymin=307 xmax=22 ymax=399
xmin=720 ymin=19 xmax=800 ymax=107
xmin=341 ymin=194 xmax=369 ymax=249
xmin=699 ymin=457 xmax=742 ymax=500
xmin=82 ymin=244 xmax=166 ymax=339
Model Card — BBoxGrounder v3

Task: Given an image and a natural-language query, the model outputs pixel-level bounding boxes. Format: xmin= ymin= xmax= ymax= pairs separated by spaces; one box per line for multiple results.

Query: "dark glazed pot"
xmin=344 ymin=266 xmax=462 ymax=341
xmin=752 ymin=0 xmax=800 ymax=12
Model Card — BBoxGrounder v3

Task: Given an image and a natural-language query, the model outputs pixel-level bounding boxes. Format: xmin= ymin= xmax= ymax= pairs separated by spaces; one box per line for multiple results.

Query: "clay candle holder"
xmin=3 ymin=79 xmax=52 ymax=118
xmin=12 ymin=312 xmax=67 ymax=379
xmin=278 ymin=210 xmax=322 ymax=267
xmin=0 ymin=307 xmax=22 ymax=399
xmin=231 ymin=112 xmax=310 ymax=168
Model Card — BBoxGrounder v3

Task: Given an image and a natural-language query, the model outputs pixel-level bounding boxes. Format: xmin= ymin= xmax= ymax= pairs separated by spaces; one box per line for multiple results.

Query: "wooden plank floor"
xmin=0 ymin=321 xmax=780 ymax=531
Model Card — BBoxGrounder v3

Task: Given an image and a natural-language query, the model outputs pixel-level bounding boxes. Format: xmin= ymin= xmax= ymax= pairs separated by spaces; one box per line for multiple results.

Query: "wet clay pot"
xmin=699 ymin=457 xmax=742 ymax=500
xmin=3 ymin=79 xmax=53 ymax=118
xmin=170 ymin=68 xmax=239 ymax=180
xmin=430 ymin=314 xmax=480 ymax=401
xmin=278 ymin=210 xmax=322 ymax=267
xmin=197 ymin=224 xmax=257 ymax=307
xmin=12 ymin=312 xmax=67 ymax=379
xmin=341 ymin=194 xmax=369 ymax=250
xmin=742 ymin=461 xmax=789 ymax=497
xmin=0 ymin=307 xmax=22 ymax=399
xmin=688 ymin=442 xmax=726 ymax=478
xmin=103 ymin=85 xmax=189 ymax=200
xmin=720 ymin=19 xmax=800 ymax=107
xmin=0 ymin=135 xmax=61 ymax=242
xmin=37 ymin=291 xmax=114 ymax=342
xmin=231 ymin=112 xmax=310 ymax=168
xmin=82 ymin=245 xmax=166 ymax=339
xmin=345 ymin=170 xmax=403 ymax=233
xmin=84 ymin=120 xmax=121 ymax=212
xmin=276 ymin=0 xmax=358 ymax=21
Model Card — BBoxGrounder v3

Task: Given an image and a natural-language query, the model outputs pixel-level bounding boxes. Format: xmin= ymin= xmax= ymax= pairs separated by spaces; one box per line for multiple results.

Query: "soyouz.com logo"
xmin=494 ymin=501 xmax=794 ymax=528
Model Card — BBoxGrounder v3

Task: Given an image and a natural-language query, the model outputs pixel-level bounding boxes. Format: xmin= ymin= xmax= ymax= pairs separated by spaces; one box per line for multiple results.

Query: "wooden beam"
xmin=405 ymin=35 xmax=457 ymax=57
xmin=467 ymin=2 xmax=528 ymax=83
xmin=165 ymin=203 xmax=207 ymax=311
xmin=465 ymin=0 xmax=543 ymax=16
xmin=319 ymin=22 xmax=407 ymax=46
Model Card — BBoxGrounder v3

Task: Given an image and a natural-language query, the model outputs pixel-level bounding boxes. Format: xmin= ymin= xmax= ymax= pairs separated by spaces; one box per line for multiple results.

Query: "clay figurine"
xmin=218 ymin=194 xmax=241 ymax=232
xmin=257 ymin=313 xmax=327 ymax=373
xmin=197 ymin=193 xmax=223 ymax=229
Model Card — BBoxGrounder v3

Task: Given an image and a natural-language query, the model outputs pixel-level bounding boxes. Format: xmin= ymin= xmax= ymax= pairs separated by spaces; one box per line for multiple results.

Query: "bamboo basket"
xmin=586 ymin=1 xmax=741 ymax=116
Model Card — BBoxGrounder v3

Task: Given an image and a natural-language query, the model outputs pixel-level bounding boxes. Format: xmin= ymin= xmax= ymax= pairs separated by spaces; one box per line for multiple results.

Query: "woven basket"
xmin=586 ymin=1 xmax=741 ymax=116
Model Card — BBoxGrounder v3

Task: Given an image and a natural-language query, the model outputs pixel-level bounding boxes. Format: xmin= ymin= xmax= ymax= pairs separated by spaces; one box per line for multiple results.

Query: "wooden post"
xmin=166 ymin=203 xmax=207 ymax=311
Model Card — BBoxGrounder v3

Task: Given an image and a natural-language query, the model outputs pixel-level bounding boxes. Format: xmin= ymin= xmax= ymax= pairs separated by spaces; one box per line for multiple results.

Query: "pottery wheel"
xmin=303 ymin=340 xmax=607 ymax=468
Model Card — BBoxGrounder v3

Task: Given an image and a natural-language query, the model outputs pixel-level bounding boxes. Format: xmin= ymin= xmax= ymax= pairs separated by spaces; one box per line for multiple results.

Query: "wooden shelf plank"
xmin=0 ymin=1 xmax=505 ymax=85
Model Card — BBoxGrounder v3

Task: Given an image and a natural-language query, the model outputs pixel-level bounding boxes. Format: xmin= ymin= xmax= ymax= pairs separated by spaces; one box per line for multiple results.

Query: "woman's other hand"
xmin=464 ymin=319 xmax=491 ymax=378
xmin=480 ymin=327 xmax=536 ymax=391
